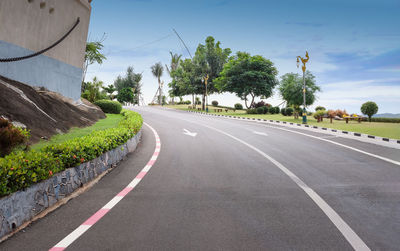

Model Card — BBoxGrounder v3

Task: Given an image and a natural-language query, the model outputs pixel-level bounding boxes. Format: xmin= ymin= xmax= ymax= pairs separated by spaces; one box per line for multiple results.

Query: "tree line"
xmin=165 ymin=36 xmax=320 ymax=114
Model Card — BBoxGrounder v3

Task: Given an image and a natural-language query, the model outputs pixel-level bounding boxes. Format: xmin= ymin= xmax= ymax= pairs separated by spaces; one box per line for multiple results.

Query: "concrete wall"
xmin=0 ymin=0 xmax=92 ymax=100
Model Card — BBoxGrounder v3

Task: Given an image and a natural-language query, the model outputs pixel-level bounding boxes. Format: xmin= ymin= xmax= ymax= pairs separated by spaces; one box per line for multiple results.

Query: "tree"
xmin=103 ymin=84 xmax=116 ymax=100
xmin=279 ymin=71 xmax=321 ymax=118
xmin=361 ymin=101 xmax=378 ymax=122
xmin=166 ymin=52 xmax=182 ymax=104
xmin=151 ymin=62 xmax=164 ymax=105
xmin=81 ymin=77 xmax=105 ymax=103
xmin=83 ymin=40 xmax=106 ymax=83
xmin=194 ymin=36 xmax=231 ymax=110
xmin=117 ymin=88 xmax=134 ymax=103
xmin=114 ymin=67 xmax=142 ymax=105
xmin=215 ymin=52 xmax=278 ymax=108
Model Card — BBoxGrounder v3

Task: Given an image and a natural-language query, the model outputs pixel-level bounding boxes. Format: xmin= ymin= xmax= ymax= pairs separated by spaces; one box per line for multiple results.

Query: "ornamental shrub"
xmin=234 ymin=103 xmax=243 ymax=110
xmin=313 ymin=110 xmax=327 ymax=120
xmin=0 ymin=110 xmax=143 ymax=197
xmin=285 ymin=107 xmax=294 ymax=116
xmin=281 ymin=108 xmax=287 ymax=116
xmin=253 ymin=101 xmax=266 ymax=108
xmin=0 ymin=118 xmax=30 ymax=157
xmin=256 ymin=107 xmax=264 ymax=114
xmin=246 ymin=108 xmax=257 ymax=114
xmin=262 ymin=106 xmax=268 ymax=114
xmin=315 ymin=106 xmax=326 ymax=111
xmin=268 ymin=106 xmax=276 ymax=114
xmin=274 ymin=107 xmax=280 ymax=114
xmin=185 ymin=100 xmax=191 ymax=105
xmin=94 ymin=100 xmax=122 ymax=114
xmin=211 ymin=100 xmax=218 ymax=106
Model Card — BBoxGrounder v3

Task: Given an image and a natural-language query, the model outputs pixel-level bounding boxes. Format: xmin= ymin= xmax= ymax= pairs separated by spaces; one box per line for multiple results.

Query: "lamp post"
xmin=202 ymin=74 xmax=209 ymax=112
xmin=296 ymin=51 xmax=310 ymax=124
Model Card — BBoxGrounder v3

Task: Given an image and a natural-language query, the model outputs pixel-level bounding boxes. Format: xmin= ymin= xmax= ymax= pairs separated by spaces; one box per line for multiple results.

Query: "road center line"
xmin=49 ymin=122 xmax=161 ymax=251
xmin=196 ymin=122 xmax=370 ymax=251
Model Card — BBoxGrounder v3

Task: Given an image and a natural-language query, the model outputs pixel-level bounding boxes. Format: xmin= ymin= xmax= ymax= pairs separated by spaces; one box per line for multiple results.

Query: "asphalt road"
xmin=2 ymin=106 xmax=400 ymax=250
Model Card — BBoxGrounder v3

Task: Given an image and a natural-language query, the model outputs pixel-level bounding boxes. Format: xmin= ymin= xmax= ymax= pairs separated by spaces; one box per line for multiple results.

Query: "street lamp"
xmin=297 ymin=51 xmax=310 ymax=124
xmin=202 ymin=74 xmax=209 ymax=112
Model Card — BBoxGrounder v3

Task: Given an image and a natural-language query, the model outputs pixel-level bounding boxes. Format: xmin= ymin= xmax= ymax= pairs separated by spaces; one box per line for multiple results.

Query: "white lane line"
xmin=198 ymin=123 xmax=370 ymax=251
xmin=49 ymin=122 xmax=161 ymax=251
xmin=259 ymin=124 xmax=400 ymax=167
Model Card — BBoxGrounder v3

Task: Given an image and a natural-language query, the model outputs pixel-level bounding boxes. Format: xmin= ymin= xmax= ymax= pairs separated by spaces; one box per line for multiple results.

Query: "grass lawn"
xmin=164 ymin=104 xmax=400 ymax=139
xmin=31 ymin=114 xmax=124 ymax=150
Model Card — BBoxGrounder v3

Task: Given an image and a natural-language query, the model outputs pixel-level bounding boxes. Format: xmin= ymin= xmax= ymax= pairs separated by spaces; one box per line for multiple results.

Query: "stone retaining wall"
xmin=0 ymin=129 xmax=142 ymax=239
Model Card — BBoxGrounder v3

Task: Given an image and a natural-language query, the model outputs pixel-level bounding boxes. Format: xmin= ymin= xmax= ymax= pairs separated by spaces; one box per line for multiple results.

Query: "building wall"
xmin=0 ymin=0 xmax=92 ymax=100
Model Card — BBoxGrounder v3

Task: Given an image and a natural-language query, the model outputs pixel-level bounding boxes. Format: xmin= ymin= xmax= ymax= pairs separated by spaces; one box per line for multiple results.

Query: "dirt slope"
xmin=0 ymin=75 xmax=105 ymax=144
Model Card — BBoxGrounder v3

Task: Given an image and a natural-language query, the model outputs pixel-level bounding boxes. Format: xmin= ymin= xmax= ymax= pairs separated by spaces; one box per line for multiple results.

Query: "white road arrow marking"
xmin=253 ymin=131 xmax=268 ymax=136
xmin=183 ymin=129 xmax=197 ymax=137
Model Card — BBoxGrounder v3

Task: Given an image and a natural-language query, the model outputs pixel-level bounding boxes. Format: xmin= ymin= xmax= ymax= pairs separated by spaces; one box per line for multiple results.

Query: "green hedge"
xmin=94 ymin=100 xmax=122 ymax=114
xmin=0 ymin=110 xmax=142 ymax=197
xmin=370 ymin=117 xmax=400 ymax=123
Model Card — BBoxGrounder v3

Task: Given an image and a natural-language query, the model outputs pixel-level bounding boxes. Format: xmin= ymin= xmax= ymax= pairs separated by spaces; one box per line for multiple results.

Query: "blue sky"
xmin=86 ymin=0 xmax=400 ymax=113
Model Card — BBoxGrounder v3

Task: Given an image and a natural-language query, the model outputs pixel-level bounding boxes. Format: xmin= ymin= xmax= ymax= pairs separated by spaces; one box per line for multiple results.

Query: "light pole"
xmin=297 ymin=51 xmax=310 ymax=124
xmin=202 ymin=74 xmax=209 ymax=112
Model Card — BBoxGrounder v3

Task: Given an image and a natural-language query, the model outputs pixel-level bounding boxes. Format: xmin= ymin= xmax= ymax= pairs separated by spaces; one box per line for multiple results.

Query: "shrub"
xmin=313 ymin=110 xmax=327 ymax=120
xmin=211 ymin=100 xmax=218 ymax=106
xmin=234 ymin=103 xmax=243 ymax=110
xmin=274 ymin=107 xmax=280 ymax=114
xmin=361 ymin=101 xmax=378 ymax=122
xmin=315 ymin=106 xmax=326 ymax=111
xmin=286 ymin=107 xmax=294 ymax=116
xmin=370 ymin=117 xmax=400 ymax=123
xmin=335 ymin=109 xmax=348 ymax=118
xmin=94 ymin=100 xmax=122 ymax=114
xmin=0 ymin=118 xmax=30 ymax=157
xmin=0 ymin=110 xmax=143 ymax=197
xmin=185 ymin=100 xmax=191 ymax=105
xmin=253 ymin=101 xmax=265 ymax=108
xmin=281 ymin=108 xmax=287 ymax=116
xmin=262 ymin=106 xmax=268 ymax=114
xmin=256 ymin=107 xmax=264 ymax=114
xmin=246 ymin=108 xmax=257 ymax=114
xmin=268 ymin=106 xmax=276 ymax=114
xmin=327 ymin=110 xmax=337 ymax=118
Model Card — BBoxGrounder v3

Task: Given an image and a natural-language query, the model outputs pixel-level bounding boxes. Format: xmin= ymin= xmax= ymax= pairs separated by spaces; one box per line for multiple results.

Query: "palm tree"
xmin=165 ymin=52 xmax=182 ymax=75
xmin=151 ymin=62 xmax=164 ymax=105
xmin=165 ymin=52 xmax=182 ymax=104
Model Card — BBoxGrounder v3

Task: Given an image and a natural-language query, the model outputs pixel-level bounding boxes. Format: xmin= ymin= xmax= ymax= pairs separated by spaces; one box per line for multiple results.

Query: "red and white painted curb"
xmin=49 ymin=122 xmax=160 ymax=251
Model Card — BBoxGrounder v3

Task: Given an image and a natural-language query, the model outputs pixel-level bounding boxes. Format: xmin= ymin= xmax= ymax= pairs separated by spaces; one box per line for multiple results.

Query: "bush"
xmin=234 ymin=103 xmax=243 ymax=110
xmin=370 ymin=117 xmax=400 ymax=123
xmin=315 ymin=106 xmax=326 ymax=111
xmin=327 ymin=110 xmax=337 ymax=118
xmin=211 ymin=100 xmax=218 ymax=106
xmin=0 ymin=118 xmax=30 ymax=157
xmin=253 ymin=101 xmax=265 ymax=108
xmin=246 ymin=108 xmax=257 ymax=114
xmin=268 ymin=106 xmax=276 ymax=114
xmin=281 ymin=108 xmax=287 ymax=116
xmin=274 ymin=107 xmax=280 ymax=114
xmin=94 ymin=100 xmax=122 ymax=114
xmin=286 ymin=107 xmax=294 ymax=116
xmin=313 ymin=110 xmax=327 ymax=120
xmin=335 ymin=109 xmax=348 ymax=118
xmin=0 ymin=110 xmax=143 ymax=197
xmin=185 ymin=100 xmax=191 ymax=105
xmin=256 ymin=107 xmax=264 ymax=114
xmin=262 ymin=106 xmax=268 ymax=114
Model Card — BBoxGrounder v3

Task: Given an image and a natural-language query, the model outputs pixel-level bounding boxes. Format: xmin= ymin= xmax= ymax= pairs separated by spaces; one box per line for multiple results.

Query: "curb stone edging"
xmin=186 ymin=110 xmax=400 ymax=149
xmin=0 ymin=129 xmax=142 ymax=239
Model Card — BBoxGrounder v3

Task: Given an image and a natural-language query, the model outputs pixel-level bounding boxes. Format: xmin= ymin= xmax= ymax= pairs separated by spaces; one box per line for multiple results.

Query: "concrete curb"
xmin=186 ymin=110 xmax=400 ymax=149
xmin=0 ymin=129 xmax=142 ymax=239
